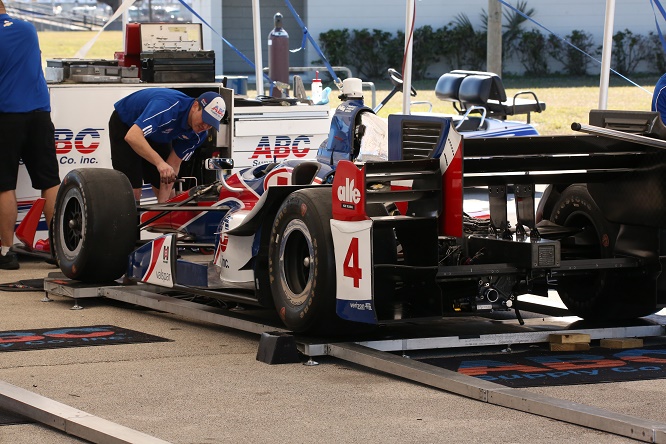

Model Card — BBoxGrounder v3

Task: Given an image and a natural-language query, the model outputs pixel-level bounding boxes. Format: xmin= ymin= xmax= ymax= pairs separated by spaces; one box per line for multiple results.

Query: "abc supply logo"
xmin=337 ymin=177 xmax=360 ymax=210
xmin=0 ymin=325 xmax=169 ymax=351
xmin=0 ymin=326 xmax=120 ymax=350
xmin=250 ymin=135 xmax=312 ymax=165
xmin=210 ymin=103 xmax=225 ymax=120
xmin=55 ymin=127 xmax=103 ymax=165
xmin=433 ymin=347 xmax=666 ymax=388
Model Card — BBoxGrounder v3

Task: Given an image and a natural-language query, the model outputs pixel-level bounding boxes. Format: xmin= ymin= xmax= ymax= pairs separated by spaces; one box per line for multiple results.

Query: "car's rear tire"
xmin=54 ymin=168 xmax=137 ymax=282
xmin=268 ymin=188 xmax=337 ymax=333
xmin=550 ymin=184 xmax=634 ymax=319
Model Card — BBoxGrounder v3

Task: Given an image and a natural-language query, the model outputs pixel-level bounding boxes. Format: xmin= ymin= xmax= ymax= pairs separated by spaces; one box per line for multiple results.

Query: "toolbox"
xmin=140 ymin=50 xmax=215 ymax=83
xmin=117 ymin=23 xmax=217 ymax=83
xmin=139 ymin=23 xmax=204 ymax=52
xmin=69 ymin=64 xmax=122 ymax=83
xmin=46 ymin=59 xmax=121 ymax=83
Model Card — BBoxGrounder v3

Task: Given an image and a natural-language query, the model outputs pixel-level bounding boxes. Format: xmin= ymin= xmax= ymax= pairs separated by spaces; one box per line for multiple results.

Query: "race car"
xmin=50 ymin=102 xmax=666 ymax=334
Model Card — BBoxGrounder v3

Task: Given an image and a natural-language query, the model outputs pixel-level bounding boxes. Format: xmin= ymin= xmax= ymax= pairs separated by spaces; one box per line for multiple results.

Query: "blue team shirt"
xmin=652 ymin=73 xmax=666 ymax=124
xmin=114 ymin=88 xmax=208 ymax=161
xmin=0 ymin=13 xmax=50 ymax=113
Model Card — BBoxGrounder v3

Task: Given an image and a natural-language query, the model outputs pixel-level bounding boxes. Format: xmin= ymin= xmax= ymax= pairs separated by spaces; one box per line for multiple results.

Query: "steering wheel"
xmin=388 ymin=68 xmax=417 ymax=97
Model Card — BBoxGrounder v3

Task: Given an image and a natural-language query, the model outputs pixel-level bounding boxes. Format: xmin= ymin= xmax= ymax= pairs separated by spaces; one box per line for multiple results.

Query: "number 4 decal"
xmin=331 ymin=219 xmax=371 ymax=299
xmin=343 ymin=237 xmax=363 ymax=287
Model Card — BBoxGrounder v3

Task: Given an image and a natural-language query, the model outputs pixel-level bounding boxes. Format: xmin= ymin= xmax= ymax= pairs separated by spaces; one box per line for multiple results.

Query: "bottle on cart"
xmin=311 ymin=70 xmax=322 ymax=104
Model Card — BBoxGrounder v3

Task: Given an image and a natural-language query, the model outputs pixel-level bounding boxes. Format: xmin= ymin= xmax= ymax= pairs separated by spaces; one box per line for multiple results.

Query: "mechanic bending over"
xmin=109 ymin=89 xmax=225 ymax=203
xmin=0 ymin=0 xmax=60 ymax=271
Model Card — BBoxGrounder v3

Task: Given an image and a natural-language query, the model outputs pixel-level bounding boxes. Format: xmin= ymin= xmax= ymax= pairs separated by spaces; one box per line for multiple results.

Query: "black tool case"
xmin=47 ymin=59 xmax=120 ymax=82
xmin=140 ymin=50 xmax=215 ymax=83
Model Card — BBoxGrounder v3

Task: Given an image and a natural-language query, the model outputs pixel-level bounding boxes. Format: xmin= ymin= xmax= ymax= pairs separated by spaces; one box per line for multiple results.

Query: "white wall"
xmin=192 ymin=1 xmax=661 ymax=77
xmin=305 ymin=0 xmax=655 ymax=41
xmin=304 ymin=0 xmax=660 ymax=76
xmin=191 ymin=0 xmax=224 ymax=76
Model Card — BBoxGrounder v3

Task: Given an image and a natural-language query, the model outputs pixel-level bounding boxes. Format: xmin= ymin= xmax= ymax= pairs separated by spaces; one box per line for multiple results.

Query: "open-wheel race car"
xmin=50 ymin=92 xmax=666 ymax=334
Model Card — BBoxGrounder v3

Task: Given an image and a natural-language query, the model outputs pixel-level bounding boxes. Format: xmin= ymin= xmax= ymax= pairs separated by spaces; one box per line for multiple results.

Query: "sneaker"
xmin=0 ymin=251 xmax=19 ymax=270
xmin=35 ymin=238 xmax=50 ymax=253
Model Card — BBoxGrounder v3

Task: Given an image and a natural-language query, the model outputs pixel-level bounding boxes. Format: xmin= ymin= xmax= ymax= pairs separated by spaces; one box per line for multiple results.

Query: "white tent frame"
xmin=246 ymin=0 xmax=620 ymax=111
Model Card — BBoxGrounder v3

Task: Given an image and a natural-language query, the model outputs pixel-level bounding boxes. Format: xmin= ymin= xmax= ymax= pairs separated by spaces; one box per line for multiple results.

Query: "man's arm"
xmin=156 ymin=150 xmax=183 ymax=203
xmin=125 ymin=124 xmax=176 ymax=184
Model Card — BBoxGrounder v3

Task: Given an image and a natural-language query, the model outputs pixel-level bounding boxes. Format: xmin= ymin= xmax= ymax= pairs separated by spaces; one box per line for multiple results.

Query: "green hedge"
xmin=316 ymin=24 xmax=663 ymax=80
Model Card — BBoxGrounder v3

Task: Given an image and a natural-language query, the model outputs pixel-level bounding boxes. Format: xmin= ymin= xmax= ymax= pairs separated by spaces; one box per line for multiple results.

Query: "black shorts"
xmin=109 ymin=110 xmax=172 ymax=189
xmin=0 ymin=111 xmax=60 ymax=191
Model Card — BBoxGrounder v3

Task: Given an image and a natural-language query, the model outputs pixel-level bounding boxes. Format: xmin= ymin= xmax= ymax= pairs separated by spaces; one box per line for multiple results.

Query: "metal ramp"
xmin=325 ymin=343 xmax=666 ymax=443
xmin=40 ymin=277 xmax=666 ymax=443
xmin=43 ymin=277 xmax=666 ymax=356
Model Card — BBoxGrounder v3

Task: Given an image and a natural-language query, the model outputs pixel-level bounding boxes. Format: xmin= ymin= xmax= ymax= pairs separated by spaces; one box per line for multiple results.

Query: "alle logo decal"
xmin=337 ymin=178 xmax=361 ymax=208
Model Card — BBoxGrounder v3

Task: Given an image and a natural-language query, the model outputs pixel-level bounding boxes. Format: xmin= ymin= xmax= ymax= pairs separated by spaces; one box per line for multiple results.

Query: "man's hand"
xmin=157 ymin=161 xmax=176 ymax=184
xmin=156 ymin=151 xmax=183 ymax=203
xmin=124 ymin=125 xmax=183 ymax=198
xmin=126 ymin=125 xmax=177 ymax=183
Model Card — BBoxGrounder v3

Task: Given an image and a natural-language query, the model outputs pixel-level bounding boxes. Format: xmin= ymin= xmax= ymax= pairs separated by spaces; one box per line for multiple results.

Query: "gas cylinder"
xmin=268 ymin=12 xmax=289 ymax=98
xmin=311 ymin=70 xmax=322 ymax=104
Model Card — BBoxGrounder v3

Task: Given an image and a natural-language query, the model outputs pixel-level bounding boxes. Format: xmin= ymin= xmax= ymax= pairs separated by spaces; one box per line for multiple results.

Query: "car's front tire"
xmin=54 ymin=168 xmax=137 ymax=282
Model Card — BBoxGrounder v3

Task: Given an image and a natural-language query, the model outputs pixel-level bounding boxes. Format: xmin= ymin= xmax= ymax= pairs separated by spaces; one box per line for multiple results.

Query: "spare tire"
xmin=54 ymin=168 xmax=137 ymax=283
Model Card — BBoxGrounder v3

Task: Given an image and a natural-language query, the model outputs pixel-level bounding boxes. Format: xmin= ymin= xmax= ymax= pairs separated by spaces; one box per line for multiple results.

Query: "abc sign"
xmin=250 ymin=135 xmax=311 ymax=159
xmin=55 ymin=128 xmax=103 ymax=155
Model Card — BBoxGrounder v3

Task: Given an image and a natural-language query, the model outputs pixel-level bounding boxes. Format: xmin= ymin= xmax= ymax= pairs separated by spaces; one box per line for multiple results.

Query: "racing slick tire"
xmin=268 ymin=188 xmax=337 ymax=334
xmin=549 ymin=184 xmax=627 ymax=319
xmin=54 ymin=168 xmax=137 ymax=283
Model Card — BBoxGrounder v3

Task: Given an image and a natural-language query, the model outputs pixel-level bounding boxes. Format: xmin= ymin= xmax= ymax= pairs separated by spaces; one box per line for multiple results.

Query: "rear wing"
xmin=383 ymin=112 xmax=666 ymax=229
xmin=588 ymin=109 xmax=666 ymax=138
xmin=464 ymin=111 xmax=666 ymax=228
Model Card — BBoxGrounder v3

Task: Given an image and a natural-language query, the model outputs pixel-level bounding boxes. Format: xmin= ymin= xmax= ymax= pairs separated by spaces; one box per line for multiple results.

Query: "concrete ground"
xmin=0 ymin=256 xmax=665 ymax=443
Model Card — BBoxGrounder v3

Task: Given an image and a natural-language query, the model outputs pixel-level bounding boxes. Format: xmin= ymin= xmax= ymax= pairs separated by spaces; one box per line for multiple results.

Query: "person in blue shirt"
xmin=652 ymin=73 xmax=666 ymax=124
xmin=110 ymin=88 xmax=226 ymax=203
xmin=0 ymin=0 xmax=60 ymax=270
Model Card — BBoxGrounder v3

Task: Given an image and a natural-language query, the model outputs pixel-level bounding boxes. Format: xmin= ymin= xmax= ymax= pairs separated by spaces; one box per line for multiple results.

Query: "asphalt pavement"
xmin=0 ymin=255 xmax=665 ymax=443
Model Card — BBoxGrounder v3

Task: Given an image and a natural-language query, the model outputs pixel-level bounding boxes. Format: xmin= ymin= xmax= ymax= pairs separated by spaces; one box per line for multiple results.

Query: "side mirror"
xmin=205 ymin=157 xmax=234 ymax=170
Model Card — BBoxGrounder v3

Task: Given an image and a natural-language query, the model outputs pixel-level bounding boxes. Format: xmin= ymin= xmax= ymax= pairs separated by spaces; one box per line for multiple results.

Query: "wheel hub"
xmin=68 ymin=218 xmax=80 ymax=230
xmin=60 ymin=192 xmax=84 ymax=254
xmin=278 ymin=219 xmax=314 ymax=307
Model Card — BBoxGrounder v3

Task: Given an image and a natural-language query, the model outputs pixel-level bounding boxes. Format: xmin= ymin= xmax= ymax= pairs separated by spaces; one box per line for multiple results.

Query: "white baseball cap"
xmin=197 ymin=92 xmax=226 ymax=130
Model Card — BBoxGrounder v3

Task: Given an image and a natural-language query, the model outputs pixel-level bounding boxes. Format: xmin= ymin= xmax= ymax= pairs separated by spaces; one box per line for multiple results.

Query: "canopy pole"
xmin=402 ymin=0 xmax=415 ymax=115
xmin=487 ymin=0 xmax=502 ymax=75
xmin=599 ymin=0 xmax=615 ymax=109
xmin=252 ymin=0 xmax=264 ymax=96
